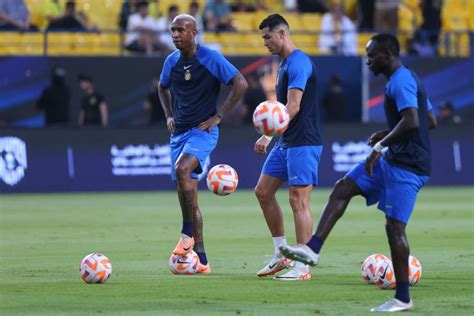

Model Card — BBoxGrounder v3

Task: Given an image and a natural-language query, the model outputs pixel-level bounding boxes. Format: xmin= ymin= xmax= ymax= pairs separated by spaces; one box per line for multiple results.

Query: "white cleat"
xmin=279 ymin=244 xmax=320 ymax=266
xmin=370 ymin=298 xmax=414 ymax=312
xmin=273 ymin=267 xmax=312 ymax=281
xmin=257 ymin=255 xmax=294 ymax=277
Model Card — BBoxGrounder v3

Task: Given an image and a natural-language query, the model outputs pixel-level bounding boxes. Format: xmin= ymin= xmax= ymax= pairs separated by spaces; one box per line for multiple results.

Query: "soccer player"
xmin=158 ymin=14 xmax=248 ymax=273
xmin=254 ymin=14 xmax=322 ymax=281
xmin=280 ymin=33 xmax=437 ymax=311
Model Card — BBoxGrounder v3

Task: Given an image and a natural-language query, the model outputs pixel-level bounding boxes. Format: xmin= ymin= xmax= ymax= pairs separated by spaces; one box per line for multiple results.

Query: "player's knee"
xmin=288 ymin=192 xmax=307 ymax=213
xmin=174 ymin=164 xmax=191 ymax=182
xmin=330 ymin=177 xmax=356 ymax=200
xmin=254 ymin=184 xmax=269 ymax=201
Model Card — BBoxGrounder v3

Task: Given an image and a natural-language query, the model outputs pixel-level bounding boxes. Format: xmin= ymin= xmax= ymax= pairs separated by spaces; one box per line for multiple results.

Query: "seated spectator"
xmin=47 ymin=1 xmax=96 ymax=32
xmin=156 ymin=5 xmax=180 ymax=51
xmin=78 ymin=74 xmax=108 ymax=128
xmin=438 ymin=101 xmax=461 ymax=125
xmin=357 ymin=0 xmax=375 ymax=31
xmin=412 ymin=0 xmax=443 ymax=55
xmin=230 ymin=0 xmax=267 ymax=12
xmin=322 ymin=75 xmax=346 ymax=122
xmin=0 ymin=0 xmax=38 ymax=31
xmin=204 ymin=0 xmax=235 ymax=32
xmin=36 ymin=66 xmax=71 ymax=127
xmin=119 ymin=0 xmax=138 ymax=30
xmin=144 ymin=75 xmax=165 ymax=126
xmin=241 ymin=74 xmax=267 ymax=125
xmin=319 ymin=2 xmax=357 ymax=55
xmin=188 ymin=1 xmax=204 ymax=42
xmin=374 ymin=0 xmax=399 ymax=31
xmin=42 ymin=0 xmax=64 ymax=25
xmin=125 ymin=1 xmax=164 ymax=56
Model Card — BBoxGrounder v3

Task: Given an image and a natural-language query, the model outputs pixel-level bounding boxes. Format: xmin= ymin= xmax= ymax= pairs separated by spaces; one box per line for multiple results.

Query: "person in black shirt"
xmin=144 ymin=76 xmax=165 ymax=126
xmin=322 ymin=75 xmax=346 ymax=122
xmin=36 ymin=67 xmax=71 ymax=127
xmin=241 ymin=73 xmax=267 ymax=125
xmin=78 ymin=75 xmax=108 ymax=127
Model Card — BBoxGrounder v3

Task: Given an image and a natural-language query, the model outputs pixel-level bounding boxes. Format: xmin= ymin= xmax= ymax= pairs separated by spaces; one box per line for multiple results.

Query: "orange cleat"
xmin=197 ymin=262 xmax=211 ymax=274
xmin=173 ymin=235 xmax=195 ymax=255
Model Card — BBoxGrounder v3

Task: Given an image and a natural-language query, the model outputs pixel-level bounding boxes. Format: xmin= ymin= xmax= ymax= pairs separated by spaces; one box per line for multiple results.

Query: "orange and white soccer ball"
xmin=206 ymin=164 xmax=238 ymax=196
xmin=361 ymin=253 xmax=389 ymax=284
xmin=169 ymin=251 xmax=199 ymax=275
xmin=374 ymin=258 xmax=396 ymax=289
xmin=252 ymin=100 xmax=290 ymax=137
xmin=80 ymin=253 xmax=112 ymax=284
xmin=409 ymin=255 xmax=422 ymax=286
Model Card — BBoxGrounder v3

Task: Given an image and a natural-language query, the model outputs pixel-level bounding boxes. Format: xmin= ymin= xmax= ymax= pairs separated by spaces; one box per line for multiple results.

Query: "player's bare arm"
xmin=428 ymin=110 xmax=437 ymax=129
xmin=365 ymin=108 xmax=419 ymax=175
xmin=197 ymin=72 xmax=248 ymax=131
xmin=367 ymin=129 xmax=389 ymax=147
xmin=158 ymin=83 xmax=174 ymax=133
xmin=286 ymin=88 xmax=303 ymax=119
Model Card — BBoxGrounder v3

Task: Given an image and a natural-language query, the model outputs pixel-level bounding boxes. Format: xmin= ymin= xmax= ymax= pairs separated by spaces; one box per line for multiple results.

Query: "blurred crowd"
xmin=0 ymin=0 xmax=447 ymax=56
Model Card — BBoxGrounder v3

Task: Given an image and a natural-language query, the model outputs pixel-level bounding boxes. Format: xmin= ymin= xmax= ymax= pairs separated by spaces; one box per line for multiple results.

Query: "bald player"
xmin=158 ymin=14 xmax=248 ymax=273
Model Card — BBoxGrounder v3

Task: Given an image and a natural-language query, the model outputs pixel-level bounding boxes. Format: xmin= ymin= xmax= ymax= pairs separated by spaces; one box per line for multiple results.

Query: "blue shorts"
xmin=347 ymin=157 xmax=429 ymax=224
xmin=170 ymin=127 xmax=219 ymax=181
xmin=262 ymin=144 xmax=323 ymax=186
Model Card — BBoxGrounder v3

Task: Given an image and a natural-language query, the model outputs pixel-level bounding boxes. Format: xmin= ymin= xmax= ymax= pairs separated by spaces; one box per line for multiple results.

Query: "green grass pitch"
xmin=1 ymin=187 xmax=473 ymax=315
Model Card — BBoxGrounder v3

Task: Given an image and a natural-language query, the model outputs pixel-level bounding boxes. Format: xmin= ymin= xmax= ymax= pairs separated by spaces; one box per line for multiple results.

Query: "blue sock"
xmin=395 ymin=281 xmax=410 ymax=303
xmin=306 ymin=235 xmax=324 ymax=254
xmin=181 ymin=221 xmax=193 ymax=237
xmin=197 ymin=252 xmax=208 ymax=265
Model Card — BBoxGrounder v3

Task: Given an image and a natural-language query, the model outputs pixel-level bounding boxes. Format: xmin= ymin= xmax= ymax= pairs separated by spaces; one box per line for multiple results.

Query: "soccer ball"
xmin=252 ymin=100 xmax=290 ymax=137
xmin=361 ymin=253 xmax=389 ymax=284
xmin=374 ymin=258 xmax=396 ymax=289
xmin=206 ymin=164 xmax=238 ymax=196
xmin=169 ymin=251 xmax=199 ymax=275
xmin=409 ymin=255 xmax=422 ymax=286
xmin=80 ymin=253 xmax=112 ymax=284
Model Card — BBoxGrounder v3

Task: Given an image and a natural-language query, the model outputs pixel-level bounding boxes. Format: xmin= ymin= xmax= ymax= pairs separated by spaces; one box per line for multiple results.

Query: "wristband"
xmin=263 ymin=135 xmax=273 ymax=141
xmin=373 ymin=141 xmax=385 ymax=153
xmin=216 ymin=113 xmax=224 ymax=119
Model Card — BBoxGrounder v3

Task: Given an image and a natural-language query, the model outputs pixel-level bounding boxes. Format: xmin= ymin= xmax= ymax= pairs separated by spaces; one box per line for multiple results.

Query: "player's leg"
xmin=172 ymin=153 xmax=200 ymax=255
xmin=386 ymin=216 xmax=410 ymax=302
xmin=191 ymin=181 xmax=211 ymax=273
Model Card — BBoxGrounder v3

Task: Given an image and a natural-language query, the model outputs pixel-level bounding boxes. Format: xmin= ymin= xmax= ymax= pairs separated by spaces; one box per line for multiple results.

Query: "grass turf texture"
xmin=1 ymin=187 xmax=473 ymax=315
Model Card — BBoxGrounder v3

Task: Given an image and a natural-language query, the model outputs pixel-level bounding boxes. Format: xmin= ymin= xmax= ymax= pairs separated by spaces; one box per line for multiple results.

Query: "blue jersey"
xmin=160 ymin=45 xmax=238 ymax=134
xmin=276 ymin=49 xmax=322 ymax=148
xmin=384 ymin=66 xmax=432 ymax=176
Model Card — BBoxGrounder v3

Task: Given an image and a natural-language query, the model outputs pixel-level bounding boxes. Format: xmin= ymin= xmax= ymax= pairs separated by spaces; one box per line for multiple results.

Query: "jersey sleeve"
xmin=287 ymin=53 xmax=312 ymax=91
xmin=199 ymin=49 xmax=238 ymax=85
xmin=389 ymin=72 xmax=418 ymax=112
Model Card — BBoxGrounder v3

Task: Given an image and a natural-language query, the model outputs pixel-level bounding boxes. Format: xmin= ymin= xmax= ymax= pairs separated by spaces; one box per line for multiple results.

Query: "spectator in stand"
xmin=322 ymin=75 xmax=346 ymax=122
xmin=144 ymin=75 xmax=165 ymax=126
xmin=438 ymin=101 xmax=461 ymax=125
xmin=36 ymin=67 xmax=71 ymax=127
xmin=47 ymin=1 xmax=96 ymax=32
xmin=241 ymin=73 xmax=267 ymax=125
xmin=417 ymin=0 xmax=443 ymax=51
xmin=203 ymin=0 xmax=235 ymax=32
xmin=0 ymin=0 xmax=38 ymax=31
xmin=357 ymin=0 xmax=375 ymax=31
xmin=125 ymin=1 xmax=163 ymax=56
xmin=298 ymin=0 xmax=329 ymax=13
xmin=119 ymin=0 xmax=138 ymax=30
xmin=156 ymin=5 xmax=180 ymax=51
xmin=374 ymin=0 xmax=399 ymax=31
xmin=319 ymin=2 xmax=357 ymax=55
xmin=230 ymin=0 xmax=267 ymax=12
xmin=42 ymin=0 xmax=64 ymax=25
xmin=78 ymin=75 xmax=108 ymax=128
xmin=188 ymin=1 xmax=204 ymax=42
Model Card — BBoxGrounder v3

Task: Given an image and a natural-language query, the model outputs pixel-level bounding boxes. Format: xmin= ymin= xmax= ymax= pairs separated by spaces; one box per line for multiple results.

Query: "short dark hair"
xmin=259 ymin=14 xmax=289 ymax=31
xmin=136 ymin=1 xmax=149 ymax=9
xmin=371 ymin=33 xmax=400 ymax=56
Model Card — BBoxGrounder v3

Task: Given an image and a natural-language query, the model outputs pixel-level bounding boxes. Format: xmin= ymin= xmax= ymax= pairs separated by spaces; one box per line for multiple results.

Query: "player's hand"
xmin=367 ymin=130 xmax=389 ymax=147
xmin=166 ymin=117 xmax=175 ymax=133
xmin=197 ymin=116 xmax=221 ymax=131
xmin=365 ymin=150 xmax=381 ymax=176
xmin=254 ymin=136 xmax=271 ymax=155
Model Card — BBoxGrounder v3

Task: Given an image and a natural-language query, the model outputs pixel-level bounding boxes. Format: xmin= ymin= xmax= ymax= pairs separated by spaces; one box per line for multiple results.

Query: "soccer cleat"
xmin=257 ymin=255 xmax=294 ymax=277
xmin=173 ymin=235 xmax=195 ymax=255
xmin=273 ymin=268 xmax=312 ymax=281
xmin=279 ymin=244 xmax=320 ymax=266
xmin=370 ymin=298 xmax=414 ymax=312
xmin=197 ymin=262 xmax=211 ymax=274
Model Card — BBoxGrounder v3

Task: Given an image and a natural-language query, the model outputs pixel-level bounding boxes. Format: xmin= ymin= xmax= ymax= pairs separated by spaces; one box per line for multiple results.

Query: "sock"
xmin=395 ymin=281 xmax=410 ymax=303
xmin=294 ymin=261 xmax=309 ymax=273
xmin=272 ymin=236 xmax=287 ymax=256
xmin=196 ymin=252 xmax=208 ymax=265
xmin=181 ymin=221 xmax=193 ymax=237
xmin=306 ymin=235 xmax=324 ymax=254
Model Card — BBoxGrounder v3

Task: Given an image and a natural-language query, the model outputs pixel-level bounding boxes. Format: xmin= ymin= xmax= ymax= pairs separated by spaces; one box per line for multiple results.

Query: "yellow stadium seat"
xmin=282 ymin=13 xmax=305 ymax=32
xmin=0 ymin=32 xmax=43 ymax=55
xmin=301 ymin=14 xmax=322 ymax=32
xmin=232 ymin=12 xmax=256 ymax=32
